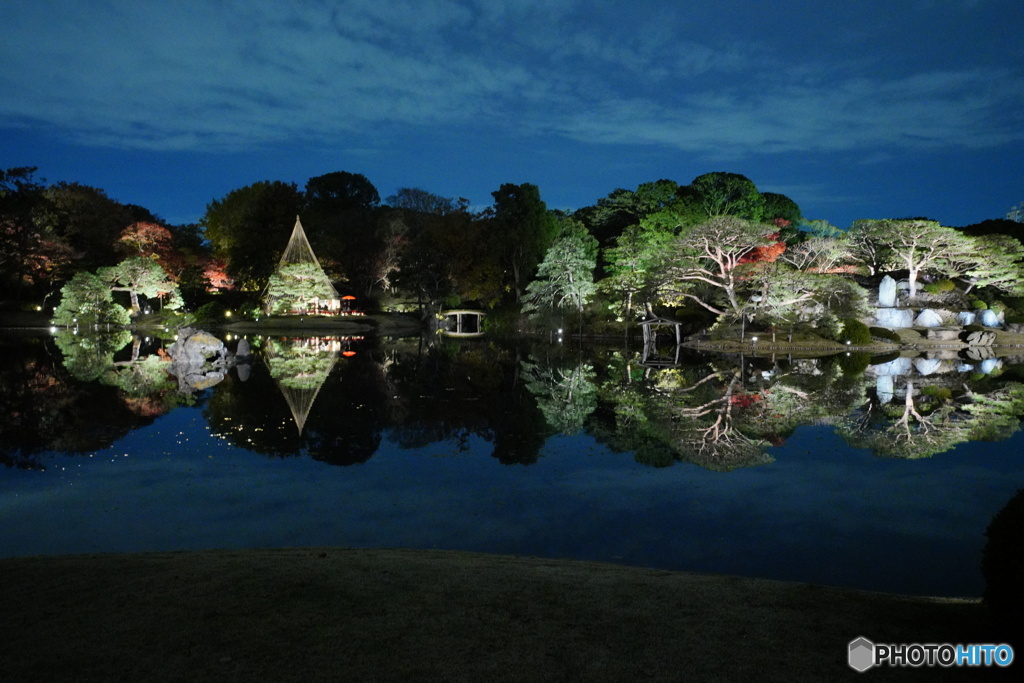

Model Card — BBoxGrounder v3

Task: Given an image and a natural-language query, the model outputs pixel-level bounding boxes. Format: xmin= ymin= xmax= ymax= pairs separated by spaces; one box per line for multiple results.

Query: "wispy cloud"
xmin=1 ymin=0 xmax=1021 ymax=159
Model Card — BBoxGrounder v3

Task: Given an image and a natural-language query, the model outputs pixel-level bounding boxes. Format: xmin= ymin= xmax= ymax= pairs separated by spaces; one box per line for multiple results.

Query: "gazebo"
xmin=639 ymin=316 xmax=683 ymax=367
xmin=639 ymin=316 xmax=682 ymax=346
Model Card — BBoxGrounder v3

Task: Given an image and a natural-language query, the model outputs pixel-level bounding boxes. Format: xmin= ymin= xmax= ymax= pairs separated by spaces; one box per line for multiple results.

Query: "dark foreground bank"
xmin=0 ymin=548 xmax=1011 ymax=682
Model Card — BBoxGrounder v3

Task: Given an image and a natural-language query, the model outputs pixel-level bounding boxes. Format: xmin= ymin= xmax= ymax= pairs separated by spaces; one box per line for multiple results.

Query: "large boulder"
xmin=914 ymin=309 xmax=944 ymax=328
xmin=868 ymin=356 xmax=913 ymax=377
xmin=167 ymin=327 xmax=226 ymax=364
xmin=924 ymin=328 xmax=960 ymax=341
xmin=980 ymin=309 xmax=1002 ymax=328
xmin=963 ymin=346 xmax=998 ymax=362
xmin=957 ymin=311 xmax=977 ymax=326
xmin=166 ymin=328 xmax=229 ymax=393
xmin=913 ymin=358 xmax=947 ymax=376
xmin=962 ymin=330 xmax=997 ymax=346
xmin=875 ymin=308 xmax=914 ymax=328
xmin=878 ymin=275 xmax=898 ymax=307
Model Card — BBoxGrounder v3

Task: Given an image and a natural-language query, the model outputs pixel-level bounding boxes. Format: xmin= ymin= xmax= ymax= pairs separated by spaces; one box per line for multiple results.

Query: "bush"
xmin=869 ymin=351 xmax=901 ymax=365
xmin=923 ymin=279 xmax=956 ymax=294
xmin=191 ymin=301 xmax=228 ymax=324
xmin=868 ymin=326 xmax=900 ymax=342
xmin=841 ymin=319 xmax=873 ymax=345
xmin=971 ymin=299 xmax=988 ymax=310
xmin=837 ymin=351 xmax=871 ymax=375
xmin=920 ymin=385 xmax=952 ymax=401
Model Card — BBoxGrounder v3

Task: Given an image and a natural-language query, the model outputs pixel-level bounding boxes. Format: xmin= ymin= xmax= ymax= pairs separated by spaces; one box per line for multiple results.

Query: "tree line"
xmin=3 ymin=165 xmax=1023 ymax=336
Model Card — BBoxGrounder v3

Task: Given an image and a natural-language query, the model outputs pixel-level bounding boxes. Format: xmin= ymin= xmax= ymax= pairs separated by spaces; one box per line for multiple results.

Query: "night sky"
xmin=2 ymin=1 xmax=1022 ymax=228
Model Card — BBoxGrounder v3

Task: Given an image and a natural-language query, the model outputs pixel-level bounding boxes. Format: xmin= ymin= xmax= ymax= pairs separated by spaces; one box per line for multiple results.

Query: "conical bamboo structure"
xmin=263 ymin=216 xmax=339 ymax=314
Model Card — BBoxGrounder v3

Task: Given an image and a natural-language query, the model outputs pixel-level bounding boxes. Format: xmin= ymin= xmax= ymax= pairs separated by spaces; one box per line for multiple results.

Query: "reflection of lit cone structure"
xmin=262 ymin=336 xmax=364 ymax=433
xmin=263 ymin=337 xmax=339 ymax=434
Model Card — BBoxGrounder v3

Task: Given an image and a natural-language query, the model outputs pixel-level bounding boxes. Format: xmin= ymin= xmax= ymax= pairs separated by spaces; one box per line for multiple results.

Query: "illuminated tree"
xmin=522 ymin=218 xmax=598 ymax=319
xmin=264 ymin=263 xmax=338 ymax=315
xmin=690 ymin=172 xmax=765 ymax=221
xmin=202 ymin=180 xmax=303 ymax=289
xmin=51 ymin=271 xmax=131 ymax=328
xmin=115 ymin=221 xmax=182 ymax=274
xmin=656 ymin=216 xmax=775 ymax=317
xmin=781 ymin=236 xmax=853 ymax=273
xmin=760 ymin=192 xmax=803 ymax=227
xmin=752 ymin=264 xmax=869 ymax=335
xmin=848 ymin=219 xmax=972 ymax=297
xmin=522 ymin=355 xmax=597 ymax=435
xmin=574 ymin=179 xmax=704 ymax=248
xmin=98 ymin=256 xmax=182 ymax=315
xmin=951 ymin=234 xmax=1024 ymax=295
xmin=600 ymin=220 xmax=674 ymax=318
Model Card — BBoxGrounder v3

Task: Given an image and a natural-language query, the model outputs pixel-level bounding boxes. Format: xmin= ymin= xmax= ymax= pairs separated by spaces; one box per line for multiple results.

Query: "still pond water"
xmin=2 ymin=329 xmax=1023 ymax=597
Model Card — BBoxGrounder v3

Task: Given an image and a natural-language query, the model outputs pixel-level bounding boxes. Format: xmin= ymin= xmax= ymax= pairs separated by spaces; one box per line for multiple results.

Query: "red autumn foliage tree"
xmin=739 ymin=231 xmax=786 ymax=265
xmin=202 ymin=258 xmax=233 ymax=291
xmin=115 ymin=222 xmax=185 ymax=282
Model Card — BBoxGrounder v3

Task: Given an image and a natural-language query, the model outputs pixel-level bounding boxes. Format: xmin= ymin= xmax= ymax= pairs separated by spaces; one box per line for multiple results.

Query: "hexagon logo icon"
xmin=849 ymin=637 xmax=875 ymax=672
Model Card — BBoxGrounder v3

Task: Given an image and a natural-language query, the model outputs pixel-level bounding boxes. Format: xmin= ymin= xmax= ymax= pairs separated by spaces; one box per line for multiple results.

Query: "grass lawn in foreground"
xmin=0 ymin=548 xmax=1010 ymax=682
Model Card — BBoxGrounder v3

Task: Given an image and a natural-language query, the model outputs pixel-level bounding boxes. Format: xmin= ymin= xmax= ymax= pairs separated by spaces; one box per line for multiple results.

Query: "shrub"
xmin=869 ymin=351 xmax=901 ymax=365
xmin=923 ymin=279 xmax=956 ymax=294
xmin=868 ymin=326 xmax=900 ymax=342
xmin=191 ymin=301 xmax=227 ymax=323
xmin=971 ymin=299 xmax=988 ymax=310
xmin=841 ymin=319 xmax=872 ymax=345
xmin=837 ymin=351 xmax=871 ymax=375
xmin=920 ymin=385 xmax=952 ymax=401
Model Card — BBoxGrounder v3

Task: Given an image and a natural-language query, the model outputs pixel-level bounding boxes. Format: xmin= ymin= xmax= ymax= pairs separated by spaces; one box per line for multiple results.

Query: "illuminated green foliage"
xmin=51 ymin=271 xmax=132 ymax=328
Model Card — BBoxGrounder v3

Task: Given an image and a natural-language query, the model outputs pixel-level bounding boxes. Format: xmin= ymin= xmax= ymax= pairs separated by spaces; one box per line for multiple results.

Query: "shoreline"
xmin=4 ymin=310 xmax=1024 ymax=355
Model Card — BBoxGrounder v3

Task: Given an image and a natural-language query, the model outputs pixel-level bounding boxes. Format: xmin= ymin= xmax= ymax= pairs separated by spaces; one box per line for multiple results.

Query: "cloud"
xmin=553 ymin=66 xmax=1024 ymax=155
xmin=1 ymin=0 xmax=1021 ymax=159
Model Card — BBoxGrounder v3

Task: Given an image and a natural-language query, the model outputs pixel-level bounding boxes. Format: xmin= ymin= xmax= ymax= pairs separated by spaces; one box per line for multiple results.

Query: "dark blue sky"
xmin=2 ymin=1 xmax=1022 ymax=228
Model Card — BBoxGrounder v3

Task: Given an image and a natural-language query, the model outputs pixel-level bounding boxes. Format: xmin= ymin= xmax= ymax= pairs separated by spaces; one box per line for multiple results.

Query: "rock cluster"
xmin=165 ymin=327 xmax=237 ymax=392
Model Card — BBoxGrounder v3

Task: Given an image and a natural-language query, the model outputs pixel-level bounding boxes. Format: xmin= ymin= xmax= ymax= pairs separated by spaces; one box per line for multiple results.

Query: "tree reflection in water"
xmin=3 ymin=331 xmax=1024 ymax=470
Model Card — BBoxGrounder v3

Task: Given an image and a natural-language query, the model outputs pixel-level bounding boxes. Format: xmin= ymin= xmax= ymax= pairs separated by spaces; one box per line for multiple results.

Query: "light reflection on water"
xmin=3 ymin=405 xmax=1023 ymax=597
xmin=2 ymin=332 xmax=1023 ymax=598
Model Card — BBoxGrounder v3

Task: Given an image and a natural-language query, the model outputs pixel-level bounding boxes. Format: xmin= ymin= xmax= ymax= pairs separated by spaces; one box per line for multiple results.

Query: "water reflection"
xmin=3 ymin=331 xmax=1023 ymax=470
xmin=4 ymin=331 xmax=1024 ymax=595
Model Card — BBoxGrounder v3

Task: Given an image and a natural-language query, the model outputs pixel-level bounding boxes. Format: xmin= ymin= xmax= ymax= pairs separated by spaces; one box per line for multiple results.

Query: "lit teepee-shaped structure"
xmin=263 ymin=216 xmax=340 ymax=315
